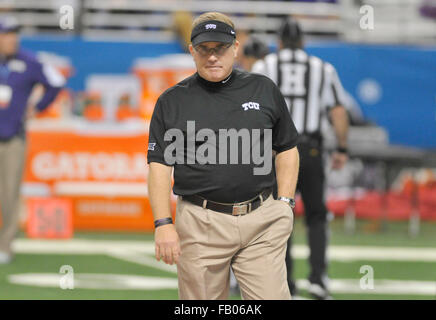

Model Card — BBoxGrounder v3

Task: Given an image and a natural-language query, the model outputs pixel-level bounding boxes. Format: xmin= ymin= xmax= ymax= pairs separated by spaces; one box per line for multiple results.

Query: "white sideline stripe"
xmin=297 ymin=279 xmax=436 ymax=296
xmin=13 ymin=239 xmax=436 ymax=262
xmin=13 ymin=239 xmax=155 ymax=255
xmin=296 ymin=245 xmax=436 ymax=262
xmin=329 ymin=246 xmax=436 ymax=262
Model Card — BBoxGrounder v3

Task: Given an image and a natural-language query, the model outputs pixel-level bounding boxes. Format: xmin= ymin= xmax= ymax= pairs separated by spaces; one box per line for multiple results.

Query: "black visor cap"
xmin=191 ymin=20 xmax=236 ymax=46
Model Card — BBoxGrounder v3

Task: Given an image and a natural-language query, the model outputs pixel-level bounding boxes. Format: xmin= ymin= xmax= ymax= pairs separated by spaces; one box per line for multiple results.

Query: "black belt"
xmin=181 ymin=188 xmax=272 ymax=216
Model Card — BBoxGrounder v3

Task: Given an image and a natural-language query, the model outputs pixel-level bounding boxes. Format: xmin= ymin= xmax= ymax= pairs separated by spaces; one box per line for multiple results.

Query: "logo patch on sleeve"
xmin=148 ymin=143 xmax=156 ymax=151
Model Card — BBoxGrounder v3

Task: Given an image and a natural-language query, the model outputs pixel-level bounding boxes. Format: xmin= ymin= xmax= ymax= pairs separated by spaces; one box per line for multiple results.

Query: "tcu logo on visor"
xmin=241 ymin=102 xmax=260 ymax=111
xmin=205 ymin=24 xmax=217 ymax=29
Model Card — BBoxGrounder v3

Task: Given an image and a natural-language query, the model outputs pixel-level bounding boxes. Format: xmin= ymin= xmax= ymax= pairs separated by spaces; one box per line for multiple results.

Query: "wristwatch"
xmin=278 ymin=196 xmax=296 ymax=209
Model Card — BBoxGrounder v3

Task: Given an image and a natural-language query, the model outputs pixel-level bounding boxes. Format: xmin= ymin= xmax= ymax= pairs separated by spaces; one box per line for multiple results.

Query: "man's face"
xmin=189 ymin=40 xmax=239 ymax=82
xmin=0 ymin=32 xmax=19 ymax=56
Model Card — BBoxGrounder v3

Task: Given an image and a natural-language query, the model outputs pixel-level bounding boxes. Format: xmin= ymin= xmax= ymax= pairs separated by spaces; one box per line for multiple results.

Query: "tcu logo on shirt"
xmin=205 ymin=24 xmax=216 ymax=30
xmin=241 ymin=102 xmax=260 ymax=111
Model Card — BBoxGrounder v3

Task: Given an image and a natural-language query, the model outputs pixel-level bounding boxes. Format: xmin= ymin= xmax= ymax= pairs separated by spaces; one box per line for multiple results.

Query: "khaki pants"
xmin=176 ymin=194 xmax=293 ymax=300
xmin=0 ymin=136 xmax=26 ymax=254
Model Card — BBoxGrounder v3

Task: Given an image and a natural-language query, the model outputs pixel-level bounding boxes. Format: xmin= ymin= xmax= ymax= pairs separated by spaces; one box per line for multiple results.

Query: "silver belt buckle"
xmin=232 ymin=204 xmax=248 ymax=216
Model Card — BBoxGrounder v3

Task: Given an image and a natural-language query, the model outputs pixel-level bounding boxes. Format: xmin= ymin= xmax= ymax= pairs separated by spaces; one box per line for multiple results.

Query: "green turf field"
xmin=1 ymin=217 xmax=435 ymax=300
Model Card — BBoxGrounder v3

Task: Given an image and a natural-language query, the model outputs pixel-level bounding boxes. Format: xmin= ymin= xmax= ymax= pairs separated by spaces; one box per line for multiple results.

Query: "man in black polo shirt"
xmin=147 ymin=12 xmax=299 ymax=300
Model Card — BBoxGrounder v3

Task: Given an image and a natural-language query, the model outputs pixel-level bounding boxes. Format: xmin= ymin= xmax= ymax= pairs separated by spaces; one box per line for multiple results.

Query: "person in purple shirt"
xmin=0 ymin=16 xmax=65 ymax=264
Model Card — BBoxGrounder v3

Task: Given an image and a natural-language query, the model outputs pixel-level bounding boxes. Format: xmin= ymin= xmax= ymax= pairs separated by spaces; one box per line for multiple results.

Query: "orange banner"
xmin=23 ymin=125 xmax=174 ymax=231
xmin=25 ymin=131 xmax=148 ymax=183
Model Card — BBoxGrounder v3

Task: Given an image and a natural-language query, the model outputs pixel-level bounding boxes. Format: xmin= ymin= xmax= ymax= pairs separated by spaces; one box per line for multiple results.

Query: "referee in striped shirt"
xmin=252 ymin=17 xmax=349 ymax=299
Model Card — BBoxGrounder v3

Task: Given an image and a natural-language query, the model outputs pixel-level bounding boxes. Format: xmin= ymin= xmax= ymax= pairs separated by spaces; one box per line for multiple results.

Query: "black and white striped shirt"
xmin=252 ymin=48 xmax=346 ymax=135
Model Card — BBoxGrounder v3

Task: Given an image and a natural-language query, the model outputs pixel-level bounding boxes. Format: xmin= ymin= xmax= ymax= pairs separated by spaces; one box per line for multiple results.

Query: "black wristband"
xmin=154 ymin=217 xmax=173 ymax=228
xmin=336 ymin=146 xmax=348 ymax=154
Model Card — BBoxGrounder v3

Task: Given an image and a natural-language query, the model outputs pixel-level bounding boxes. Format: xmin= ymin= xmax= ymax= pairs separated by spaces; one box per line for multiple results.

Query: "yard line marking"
xmin=7 ymin=273 xmax=436 ymax=296
xmin=13 ymin=239 xmax=436 ymax=262
xmin=8 ymin=273 xmax=178 ymax=290
xmin=297 ymin=279 xmax=436 ymax=296
xmin=107 ymin=248 xmax=178 ymax=274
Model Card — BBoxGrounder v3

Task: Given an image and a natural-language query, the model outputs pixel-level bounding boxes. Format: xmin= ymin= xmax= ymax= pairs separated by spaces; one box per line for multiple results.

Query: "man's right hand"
xmin=154 ymin=223 xmax=181 ymax=265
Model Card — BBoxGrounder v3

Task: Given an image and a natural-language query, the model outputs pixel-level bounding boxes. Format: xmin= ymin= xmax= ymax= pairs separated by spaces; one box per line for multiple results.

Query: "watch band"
xmin=336 ymin=146 xmax=348 ymax=154
xmin=278 ymin=196 xmax=296 ymax=209
xmin=154 ymin=217 xmax=173 ymax=228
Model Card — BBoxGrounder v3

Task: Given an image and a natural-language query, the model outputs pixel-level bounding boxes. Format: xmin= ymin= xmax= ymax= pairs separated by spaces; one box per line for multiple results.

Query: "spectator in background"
xmin=172 ymin=11 xmax=194 ymax=53
xmin=240 ymin=36 xmax=270 ymax=71
xmin=0 ymin=16 xmax=65 ymax=264
xmin=420 ymin=0 xmax=436 ymax=19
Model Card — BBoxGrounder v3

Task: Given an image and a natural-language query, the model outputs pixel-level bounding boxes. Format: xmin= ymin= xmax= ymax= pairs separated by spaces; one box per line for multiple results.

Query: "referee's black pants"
xmin=274 ymin=137 xmax=329 ymax=290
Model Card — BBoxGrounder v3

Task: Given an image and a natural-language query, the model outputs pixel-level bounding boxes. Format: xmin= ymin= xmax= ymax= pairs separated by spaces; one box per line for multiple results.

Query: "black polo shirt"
xmin=147 ymin=68 xmax=298 ymax=203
